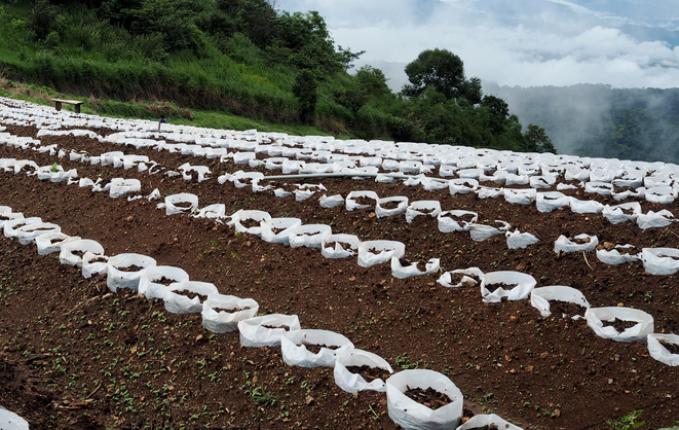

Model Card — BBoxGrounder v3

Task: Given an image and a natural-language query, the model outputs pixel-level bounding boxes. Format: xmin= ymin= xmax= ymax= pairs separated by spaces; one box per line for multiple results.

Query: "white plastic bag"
xmin=437 ymin=267 xmax=484 ymax=288
xmin=536 ymin=191 xmax=569 ymax=213
xmin=503 ymin=188 xmax=537 ymax=205
xmin=405 ymin=201 xmax=442 ymax=224
xmin=391 ymin=257 xmax=440 ymax=279
xmin=137 ymin=265 xmax=190 ymax=299
xmin=569 ymin=198 xmax=604 ymax=214
xmin=164 ymin=281 xmax=220 ymax=315
xmin=16 ymin=222 xmax=61 ymax=246
xmin=641 ymin=248 xmax=679 ymax=275
xmin=106 ymin=253 xmax=157 ymax=292
xmin=596 ymin=244 xmax=639 ymax=266
xmin=35 ymin=232 xmax=80 ymax=256
xmin=82 ymin=252 xmax=109 ymax=278
xmin=288 ymin=224 xmax=332 ymax=249
xmin=481 ymin=271 xmax=536 ymax=303
xmin=386 ymin=369 xmax=464 ymax=430
xmin=437 ymin=211 xmax=478 ymax=233
xmin=334 ymin=348 xmax=393 ymax=393
xmin=238 ymin=314 xmax=301 ymax=347
xmin=346 ymin=191 xmax=379 ymax=211
xmin=456 ymin=414 xmax=522 ymax=430
xmin=585 ymin=307 xmax=654 ymax=342
xmin=59 ymin=239 xmax=105 ymax=267
xmin=647 ymin=333 xmax=679 ymax=367
xmin=376 ymin=196 xmax=409 ymax=218
xmin=554 ymin=234 xmax=599 ymax=254
xmin=194 ymin=204 xmax=226 ymax=219
xmin=636 ymin=210 xmax=675 ymax=230
xmin=261 ymin=217 xmax=302 ymax=244
xmin=202 ymin=294 xmax=259 ymax=333
xmin=505 ymin=230 xmax=539 ymax=249
xmin=602 ymin=202 xmax=641 ymax=224
xmin=281 ymin=329 xmax=354 ymax=368
xmin=4 ymin=217 xmax=41 ymax=239
xmin=321 ymin=234 xmax=360 ymax=259
xmin=109 ymin=178 xmax=141 ymax=199
xmin=0 ymin=407 xmax=29 ymax=430
xmin=164 ymin=193 xmax=199 ymax=215
xmin=530 ymin=286 xmax=590 ymax=318
xmin=358 ymin=240 xmax=406 ymax=268
xmin=230 ymin=210 xmax=272 ymax=236
xmin=319 ymin=194 xmax=344 ymax=208
xmin=468 ymin=224 xmax=502 ymax=242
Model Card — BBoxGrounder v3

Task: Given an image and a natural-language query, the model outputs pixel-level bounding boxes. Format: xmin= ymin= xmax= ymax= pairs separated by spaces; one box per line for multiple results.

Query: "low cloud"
xmin=279 ymin=0 xmax=679 ymax=90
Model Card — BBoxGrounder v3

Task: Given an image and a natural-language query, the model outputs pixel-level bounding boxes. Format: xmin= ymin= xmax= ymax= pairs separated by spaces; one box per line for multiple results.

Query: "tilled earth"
xmin=1 ymin=124 xmax=678 ymax=429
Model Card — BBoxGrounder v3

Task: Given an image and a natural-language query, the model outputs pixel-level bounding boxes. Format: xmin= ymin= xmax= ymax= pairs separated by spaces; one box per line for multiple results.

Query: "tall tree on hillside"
xmin=524 ymin=124 xmax=556 ymax=153
xmin=293 ymin=69 xmax=317 ymax=123
xmin=404 ymin=49 xmax=482 ymax=101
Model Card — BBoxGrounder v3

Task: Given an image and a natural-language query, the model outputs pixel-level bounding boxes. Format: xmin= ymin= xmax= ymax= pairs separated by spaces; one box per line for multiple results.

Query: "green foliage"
xmin=524 ymin=124 xmax=556 ymax=153
xmin=0 ymin=1 xmax=547 ymax=153
xmin=607 ymin=410 xmax=646 ymax=430
xmin=292 ymin=69 xmax=317 ymax=123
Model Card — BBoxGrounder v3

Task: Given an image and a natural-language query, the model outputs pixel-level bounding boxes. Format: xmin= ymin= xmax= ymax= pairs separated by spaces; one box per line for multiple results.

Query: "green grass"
xmin=0 ymin=78 xmax=336 ymax=136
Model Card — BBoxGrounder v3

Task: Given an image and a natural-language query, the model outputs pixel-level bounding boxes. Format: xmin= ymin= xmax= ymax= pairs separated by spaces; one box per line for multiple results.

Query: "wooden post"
xmin=55 ymin=101 xmax=62 ymax=111
xmin=75 ymin=103 xmax=81 ymax=114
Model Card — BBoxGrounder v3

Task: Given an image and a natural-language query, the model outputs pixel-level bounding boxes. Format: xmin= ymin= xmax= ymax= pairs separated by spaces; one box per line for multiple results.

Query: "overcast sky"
xmin=278 ymin=0 xmax=679 ymax=90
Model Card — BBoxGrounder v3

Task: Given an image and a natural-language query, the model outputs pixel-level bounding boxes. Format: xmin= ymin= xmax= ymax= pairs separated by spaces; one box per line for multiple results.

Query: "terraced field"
xmin=1 ymin=96 xmax=678 ymax=430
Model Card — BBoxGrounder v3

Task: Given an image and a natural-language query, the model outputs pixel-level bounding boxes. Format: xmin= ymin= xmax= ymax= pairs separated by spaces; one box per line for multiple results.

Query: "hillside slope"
xmin=0 ymin=0 xmax=551 ymax=152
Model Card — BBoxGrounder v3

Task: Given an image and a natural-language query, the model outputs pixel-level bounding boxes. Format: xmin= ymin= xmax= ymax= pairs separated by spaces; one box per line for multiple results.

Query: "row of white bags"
xmin=436 ymin=266 xmax=679 ymax=366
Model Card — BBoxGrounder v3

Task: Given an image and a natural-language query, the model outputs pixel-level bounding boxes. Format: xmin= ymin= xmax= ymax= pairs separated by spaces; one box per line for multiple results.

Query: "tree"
xmin=404 ymin=49 xmax=465 ymax=99
xmin=524 ymin=124 xmax=556 ymax=153
xmin=293 ymin=70 xmax=317 ymax=123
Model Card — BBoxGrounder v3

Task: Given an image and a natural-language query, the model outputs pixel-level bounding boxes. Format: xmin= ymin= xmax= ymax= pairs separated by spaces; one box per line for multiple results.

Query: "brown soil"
xmin=302 ymin=342 xmax=338 ymax=355
xmin=239 ymin=218 xmax=262 ymax=229
xmin=212 ymin=307 xmax=243 ymax=313
xmin=398 ymin=258 xmax=428 ymax=271
xmin=174 ymin=291 xmax=208 ymax=302
xmin=379 ymin=200 xmax=403 ymax=210
xmin=2 ymin=122 xmax=679 ymax=429
xmin=118 ymin=264 xmax=146 ymax=272
xmin=604 ymin=319 xmax=638 ymax=332
xmin=549 ymin=302 xmax=587 ymax=318
xmin=345 ymin=365 xmax=390 ymax=382
xmin=262 ymin=324 xmax=291 ymax=331
xmin=661 ymin=342 xmax=679 ymax=355
xmin=484 ymin=282 xmax=515 ymax=293
xmin=352 ymin=196 xmax=376 ymax=207
xmin=404 ymin=387 xmax=452 ymax=410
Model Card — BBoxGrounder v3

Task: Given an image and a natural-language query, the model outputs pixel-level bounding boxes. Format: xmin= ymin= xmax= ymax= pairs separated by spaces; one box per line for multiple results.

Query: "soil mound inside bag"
xmin=405 ymin=387 xmax=454 ymax=410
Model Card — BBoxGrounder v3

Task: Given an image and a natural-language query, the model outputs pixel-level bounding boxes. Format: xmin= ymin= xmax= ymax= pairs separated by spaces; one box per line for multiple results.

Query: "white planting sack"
xmin=0 ymin=407 xmax=29 ymax=430
xmin=16 ymin=222 xmax=61 ymax=245
xmin=569 ymin=198 xmax=604 ymax=214
xmin=4 ymin=216 xmax=41 ymax=238
xmin=456 ymin=414 xmax=522 ymax=430
xmin=636 ymin=210 xmax=675 ymax=230
xmin=645 ymin=185 xmax=675 ymax=204
xmin=437 ymin=211 xmax=478 ymax=233
xmin=281 ymin=329 xmax=354 ymax=368
xmin=231 ymin=210 xmax=272 ymax=236
xmin=319 ymin=194 xmax=344 ymax=208
xmin=421 ymin=177 xmax=449 ymax=191
xmin=137 ymin=265 xmax=190 ymax=299
xmin=57 ymin=238 xmax=104 ymax=267
xmin=530 ymin=286 xmax=590 ymax=318
xmin=201 ymin=293 xmax=259 ymax=331
xmin=334 ymin=348 xmax=394 ymax=393
xmin=477 ymin=186 xmax=504 ymax=199
xmin=164 ymin=193 xmax=199 ymax=215
xmin=391 ymin=257 xmax=440 ymax=279
xmin=106 ymin=253 xmax=157 ymax=292
xmin=503 ymin=188 xmax=537 ymax=205
xmin=437 ymin=267 xmax=484 ymax=288
xmin=82 ymin=252 xmax=109 ymax=278
xmin=602 ymin=202 xmax=642 ymax=224
xmin=109 ymin=178 xmax=141 ymax=199
xmin=35 ymin=232 xmax=80 ymax=256
xmin=288 ymin=224 xmax=332 ymax=249
xmin=376 ymin=196 xmax=409 ymax=218
xmin=164 ymin=281 xmax=221 ymax=315
xmin=481 ymin=271 xmax=536 ymax=303
xmin=238 ymin=314 xmax=301 ymax=347
xmin=358 ymin=240 xmax=406 ymax=268
xmin=506 ymin=230 xmax=539 ymax=249
xmin=596 ymin=244 xmax=639 ymax=266
xmin=536 ymin=192 xmax=570 ymax=213
xmin=468 ymin=224 xmax=502 ymax=242
xmin=321 ymin=234 xmax=360 ymax=259
xmin=641 ymin=248 xmax=679 ymax=275
xmin=554 ymin=234 xmax=599 ymax=254
xmin=386 ymin=369 xmax=463 ymax=430
xmin=0 ymin=207 xmax=23 ymax=229
xmin=346 ymin=191 xmax=379 ymax=211
xmin=405 ymin=201 xmax=442 ymax=224
xmin=194 ymin=204 xmax=226 ymax=219
xmin=585 ymin=181 xmax=613 ymax=196
xmin=647 ymin=333 xmax=679 ymax=367
xmin=585 ymin=307 xmax=654 ymax=342
xmin=449 ymin=178 xmax=478 ymax=195
xmin=261 ymin=217 xmax=302 ymax=244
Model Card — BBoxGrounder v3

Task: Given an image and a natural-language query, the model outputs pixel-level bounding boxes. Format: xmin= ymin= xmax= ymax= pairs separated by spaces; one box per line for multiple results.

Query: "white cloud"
xmin=278 ymin=0 xmax=679 ymax=89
